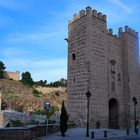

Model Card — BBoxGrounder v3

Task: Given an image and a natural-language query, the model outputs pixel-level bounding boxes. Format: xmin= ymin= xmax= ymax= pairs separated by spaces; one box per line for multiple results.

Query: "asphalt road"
xmin=100 ymin=135 xmax=140 ymax=140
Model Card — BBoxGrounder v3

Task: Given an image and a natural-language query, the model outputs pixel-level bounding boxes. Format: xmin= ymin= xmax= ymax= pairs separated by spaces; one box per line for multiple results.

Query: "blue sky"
xmin=0 ymin=0 xmax=140 ymax=82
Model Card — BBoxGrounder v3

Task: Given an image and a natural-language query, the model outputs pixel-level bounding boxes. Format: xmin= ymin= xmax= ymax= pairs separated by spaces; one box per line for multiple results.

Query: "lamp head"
xmin=86 ymin=90 xmax=91 ymax=98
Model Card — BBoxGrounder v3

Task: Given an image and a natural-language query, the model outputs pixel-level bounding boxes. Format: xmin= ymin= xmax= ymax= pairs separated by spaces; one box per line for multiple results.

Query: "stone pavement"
xmin=40 ymin=127 xmax=139 ymax=140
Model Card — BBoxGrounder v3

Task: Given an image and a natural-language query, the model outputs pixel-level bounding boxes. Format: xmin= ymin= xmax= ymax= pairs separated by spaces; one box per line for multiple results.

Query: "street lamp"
xmin=132 ymin=96 xmax=138 ymax=133
xmin=86 ymin=90 xmax=91 ymax=137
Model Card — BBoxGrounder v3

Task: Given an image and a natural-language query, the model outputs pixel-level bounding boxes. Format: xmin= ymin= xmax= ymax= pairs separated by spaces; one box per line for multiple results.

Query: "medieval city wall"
xmin=3 ymin=71 xmax=20 ymax=81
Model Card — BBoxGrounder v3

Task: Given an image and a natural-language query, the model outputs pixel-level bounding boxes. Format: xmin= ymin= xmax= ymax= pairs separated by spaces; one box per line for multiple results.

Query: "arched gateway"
xmin=109 ymin=98 xmax=119 ymax=129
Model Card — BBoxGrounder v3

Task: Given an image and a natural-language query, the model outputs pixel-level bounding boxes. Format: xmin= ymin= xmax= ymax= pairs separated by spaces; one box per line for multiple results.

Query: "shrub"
xmin=11 ymin=120 xmax=23 ymax=127
xmin=32 ymin=89 xmax=44 ymax=97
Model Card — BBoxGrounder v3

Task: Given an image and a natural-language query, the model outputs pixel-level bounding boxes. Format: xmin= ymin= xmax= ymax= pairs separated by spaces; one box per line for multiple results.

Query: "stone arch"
xmin=4 ymin=121 xmax=10 ymax=127
xmin=109 ymin=98 xmax=119 ymax=129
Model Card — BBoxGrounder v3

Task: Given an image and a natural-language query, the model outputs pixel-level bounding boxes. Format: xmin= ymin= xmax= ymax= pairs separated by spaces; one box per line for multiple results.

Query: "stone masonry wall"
xmin=3 ymin=71 xmax=20 ymax=81
xmin=67 ymin=6 xmax=140 ymax=129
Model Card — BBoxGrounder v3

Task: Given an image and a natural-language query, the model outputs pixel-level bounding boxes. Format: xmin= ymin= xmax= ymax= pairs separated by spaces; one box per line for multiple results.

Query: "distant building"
xmin=67 ymin=6 xmax=140 ymax=129
xmin=4 ymin=71 xmax=20 ymax=81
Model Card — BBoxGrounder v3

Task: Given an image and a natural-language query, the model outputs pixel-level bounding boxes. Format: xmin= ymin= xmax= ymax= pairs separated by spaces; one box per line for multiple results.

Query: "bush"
xmin=47 ymin=78 xmax=67 ymax=87
xmin=48 ymin=119 xmax=56 ymax=124
xmin=11 ymin=120 xmax=23 ymax=127
xmin=15 ymin=106 xmax=23 ymax=112
xmin=32 ymin=89 xmax=44 ymax=97
xmin=31 ymin=120 xmax=39 ymax=125
xmin=33 ymin=107 xmax=59 ymax=119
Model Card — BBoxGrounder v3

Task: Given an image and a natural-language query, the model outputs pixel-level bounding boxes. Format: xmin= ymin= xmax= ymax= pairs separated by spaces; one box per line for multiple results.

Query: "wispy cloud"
xmin=2 ymin=47 xmax=31 ymax=58
xmin=108 ymin=0 xmax=132 ymax=13
xmin=7 ymin=31 xmax=62 ymax=43
xmin=32 ymin=68 xmax=67 ymax=82
xmin=4 ymin=58 xmax=67 ymax=82
xmin=5 ymin=58 xmax=66 ymax=68
xmin=0 ymin=0 xmax=26 ymax=11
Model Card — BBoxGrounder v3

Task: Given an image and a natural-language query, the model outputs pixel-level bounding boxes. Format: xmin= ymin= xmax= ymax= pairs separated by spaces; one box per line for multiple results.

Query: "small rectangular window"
xmin=118 ymin=73 xmax=121 ymax=82
xmin=111 ymin=81 xmax=115 ymax=91
xmin=72 ymin=53 xmax=76 ymax=60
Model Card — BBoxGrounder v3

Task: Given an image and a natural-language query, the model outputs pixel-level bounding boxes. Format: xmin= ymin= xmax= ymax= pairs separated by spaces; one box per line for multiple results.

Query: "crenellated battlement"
xmin=69 ymin=6 xmax=138 ymax=39
xmin=118 ymin=26 xmax=138 ymax=38
xmin=107 ymin=26 xmax=138 ymax=38
xmin=107 ymin=28 xmax=118 ymax=38
xmin=68 ymin=6 xmax=107 ymax=24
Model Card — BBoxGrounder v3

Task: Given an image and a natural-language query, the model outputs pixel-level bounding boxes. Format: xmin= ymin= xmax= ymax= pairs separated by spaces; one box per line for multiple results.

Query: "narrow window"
xmin=74 ymin=77 xmax=75 ymax=83
xmin=111 ymin=73 xmax=115 ymax=92
xmin=72 ymin=53 xmax=76 ymax=61
xmin=111 ymin=81 xmax=115 ymax=91
xmin=118 ymin=73 xmax=121 ymax=82
xmin=110 ymin=59 xmax=116 ymax=73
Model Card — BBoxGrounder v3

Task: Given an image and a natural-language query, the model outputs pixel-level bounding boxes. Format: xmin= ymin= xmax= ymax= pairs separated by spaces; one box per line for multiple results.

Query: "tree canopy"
xmin=0 ymin=61 xmax=6 ymax=79
xmin=21 ymin=71 xmax=33 ymax=86
xmin=34 ymin=80 xmax=47 ymax=87
xmin=47 ymin=78 xmax=67 ymax=87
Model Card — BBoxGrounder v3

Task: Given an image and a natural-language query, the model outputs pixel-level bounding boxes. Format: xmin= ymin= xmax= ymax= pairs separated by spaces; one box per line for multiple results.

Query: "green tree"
xmin=60 ymin=101 xmax=69 ymax=137
xmin=21 ymin=71 xmax=33 ymax=86
xmin=0 ymin=61 xmax=6 ymax=79
xmin=34 ymin=80 xmax=47 ymax=87
xmin=47 ymin=78 xmax=67 ymax=87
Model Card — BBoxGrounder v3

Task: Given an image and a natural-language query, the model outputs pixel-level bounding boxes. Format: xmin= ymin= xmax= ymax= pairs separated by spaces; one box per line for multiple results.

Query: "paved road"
xmin=99 ymin=135 xmax=140 ymax=140
xmin=40 ymin=128 xmax=140 ymax=140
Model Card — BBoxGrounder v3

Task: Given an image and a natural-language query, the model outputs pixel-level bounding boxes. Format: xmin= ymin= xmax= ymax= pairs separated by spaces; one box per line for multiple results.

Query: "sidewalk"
xmin=40 ymin=127 xmax=139 ymax=140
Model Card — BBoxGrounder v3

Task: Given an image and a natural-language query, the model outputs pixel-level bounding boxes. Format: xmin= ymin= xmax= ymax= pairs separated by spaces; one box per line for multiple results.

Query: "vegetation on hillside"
xmin=33 ymin=106 xmax=59 ymax=119
xmin=0 ymin=61 xmax=67 ymax=117
xmin=0 ymin=61 xmax=67 ymax=88
xmin=47 ymin=78 xmax=67 ymax=87
xmin=0 ymin=61 xmax=6 ymax=79
xmin=34 ymin=80 xmax=47 ymax=87
xmin=32 ymin=88 xmax=44 ymax=97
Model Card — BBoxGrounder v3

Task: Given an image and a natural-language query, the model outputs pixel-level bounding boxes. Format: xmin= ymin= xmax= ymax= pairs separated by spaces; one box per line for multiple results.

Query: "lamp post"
xmin=86 ymin=90 xmax=91 ymax=137
xmin=132 ymin=96 xmax=138 ymax=133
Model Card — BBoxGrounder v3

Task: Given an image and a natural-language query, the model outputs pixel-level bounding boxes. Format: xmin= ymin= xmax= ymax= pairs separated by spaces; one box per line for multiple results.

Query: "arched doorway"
xmin=109 ymin=98 xmax=119 ymax=129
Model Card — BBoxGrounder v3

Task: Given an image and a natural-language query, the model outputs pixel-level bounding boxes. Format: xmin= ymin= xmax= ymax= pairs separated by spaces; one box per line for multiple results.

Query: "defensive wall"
xmin=0 ymin=123 xmax=75 ymax=140
xmin=3 ymin=71 xmax=20 ymax=81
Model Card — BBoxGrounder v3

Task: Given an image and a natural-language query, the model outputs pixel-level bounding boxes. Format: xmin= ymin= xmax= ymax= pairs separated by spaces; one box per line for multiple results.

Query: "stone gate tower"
xmin=67 ymin=6 xmax=140 ymax=129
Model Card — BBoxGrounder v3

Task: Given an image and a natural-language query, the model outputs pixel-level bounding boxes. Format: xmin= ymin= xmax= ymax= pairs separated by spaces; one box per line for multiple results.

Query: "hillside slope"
xmin=0 ymin=79 xmax=67 ymax=112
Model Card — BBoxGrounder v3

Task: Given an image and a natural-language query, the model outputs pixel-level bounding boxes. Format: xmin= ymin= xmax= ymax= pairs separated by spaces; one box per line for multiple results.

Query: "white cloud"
xmin=108 ymin=0 xmax=132 ymax=13
xmin=32 ymin=68 xmax=67 ymax=82
xmin=7 ymin=31 xmax=63 ymax=43
xmin=2 ymin=47 xmax=30 ymax=58
xmin=0 ymin=0 xmax=26 ymax=11
xmin=4 ymin=58 xmax=67 ymax=82
xmin=5 ymin=58 xmax=66 ymax=68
